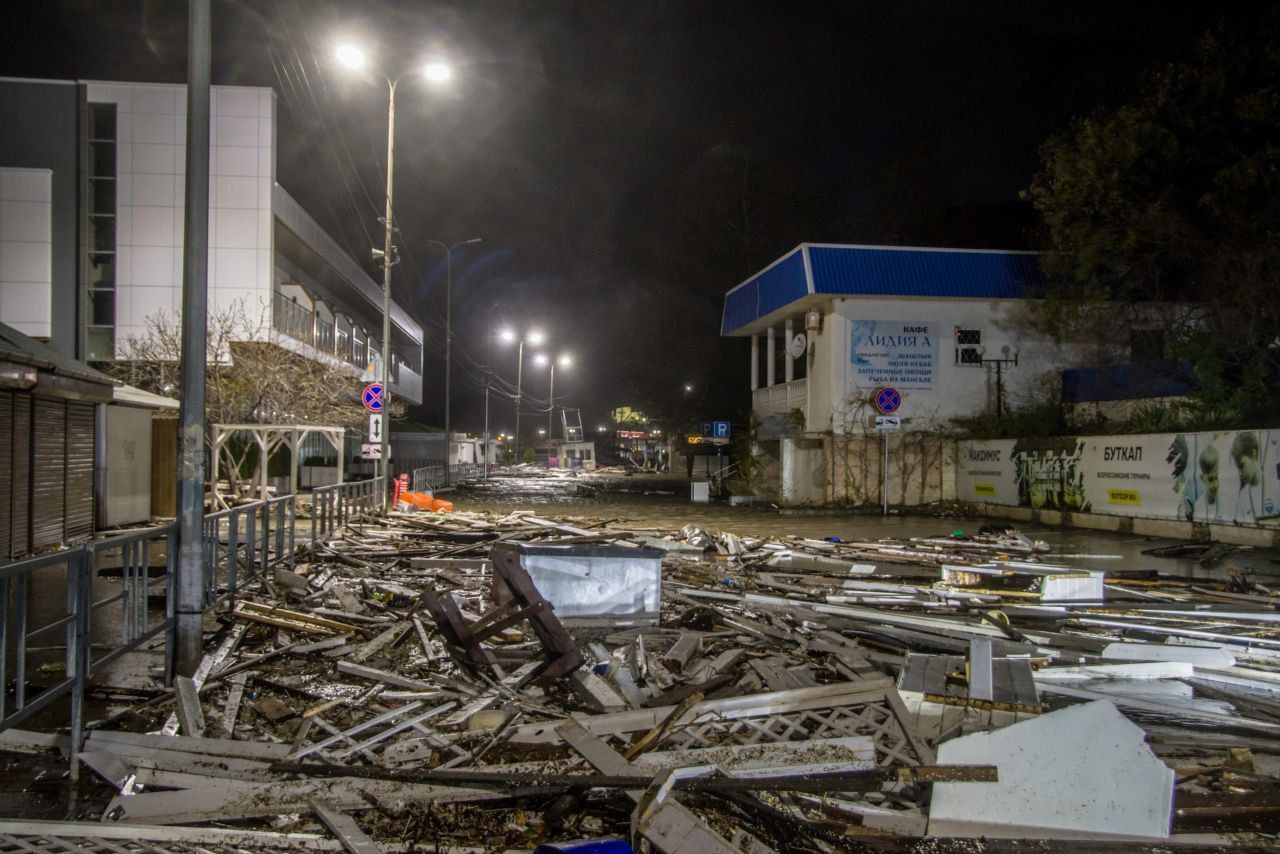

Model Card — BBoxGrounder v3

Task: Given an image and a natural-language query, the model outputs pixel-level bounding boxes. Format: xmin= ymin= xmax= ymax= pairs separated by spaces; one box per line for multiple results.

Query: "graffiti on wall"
xmin=957 ymin=430 xmax=1280 ymax=527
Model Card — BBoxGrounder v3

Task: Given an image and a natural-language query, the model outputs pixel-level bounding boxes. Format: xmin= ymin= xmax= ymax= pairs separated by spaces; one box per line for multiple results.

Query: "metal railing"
xmin=411 ymin=463 xmax=483 ymax=492
xmin=0 ymin=524 xmax=176 ymax=777
xmin=310 ymin=477 xmax=384 ymax=549
xmin=202 ymin=495 xmax=297 ymax=607
xmin=272 ymin=290 xmax=313 ymax=346
xmin=0 ymin=496 xmax=301 ymax=775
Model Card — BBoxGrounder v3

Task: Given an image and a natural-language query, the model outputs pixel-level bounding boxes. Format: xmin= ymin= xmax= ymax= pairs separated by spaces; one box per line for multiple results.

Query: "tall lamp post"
xmin=336 ymin=42 xmax=452 ymax=511
xmin=499 ymin=327 xmax=544 ymax=461
xmin=426 ymin=237 xmax=482 ymax=484
xmin=534 ymin=352 xmax=571 ymax=445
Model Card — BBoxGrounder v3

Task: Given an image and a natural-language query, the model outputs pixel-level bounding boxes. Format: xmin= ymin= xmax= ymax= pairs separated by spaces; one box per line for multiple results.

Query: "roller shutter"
xmin=0 ymin=392 xmax=10 ymax=559
xmin=64 ymin=402 xmax=95 ymax=541
xmin=31 ymin=398 xmax=66 ymax=550
xmin=10 ymin=394 xmax=31 ymax=558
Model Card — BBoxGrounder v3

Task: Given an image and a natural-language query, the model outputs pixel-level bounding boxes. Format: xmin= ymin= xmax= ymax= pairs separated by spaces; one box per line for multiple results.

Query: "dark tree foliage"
xmin=1026 ymin=12 xmax=1280 ymax=425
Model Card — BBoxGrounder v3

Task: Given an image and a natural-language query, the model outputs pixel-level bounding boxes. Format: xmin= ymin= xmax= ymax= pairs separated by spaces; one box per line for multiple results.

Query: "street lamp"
xmin=426 ymin=237 xmax=482 ymax=485
xmin=499 ymin=327 xmax=544 ymax=460
xmin=976 ymin=344 xmax=1019 ymax=417
xmin=534 ymin=353 xmax=571 ymax=446
xmin=336 ymin=41 xmax=453 ymax=511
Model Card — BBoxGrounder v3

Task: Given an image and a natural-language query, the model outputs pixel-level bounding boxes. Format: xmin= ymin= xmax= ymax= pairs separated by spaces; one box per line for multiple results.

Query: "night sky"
xmin=0 ymin=1 xmax=1263 ymax=437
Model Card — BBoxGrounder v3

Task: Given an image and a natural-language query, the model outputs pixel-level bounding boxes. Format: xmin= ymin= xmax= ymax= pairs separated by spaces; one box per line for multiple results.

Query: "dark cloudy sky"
xmin=0 ymin=1 xmax=1262 ymax=434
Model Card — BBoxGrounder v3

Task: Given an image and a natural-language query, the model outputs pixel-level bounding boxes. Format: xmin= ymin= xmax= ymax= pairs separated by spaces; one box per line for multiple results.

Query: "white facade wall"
xmin=818 ymin=296 xmax=1072 ymax=434
xmin=0 ymin=167 xmax=52 ymax=337
xmin=86 ymin=82 xmax=275 ymax=354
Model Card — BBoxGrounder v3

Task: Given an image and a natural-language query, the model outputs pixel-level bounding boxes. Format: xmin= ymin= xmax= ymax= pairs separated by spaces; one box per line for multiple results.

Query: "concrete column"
xmin=766 ymin=327 xmax=776 ymax=388
xmin=750 ymin=334 xmax=759 ymax=391
xmin=784 ymin=318 xmax=795 ymax=383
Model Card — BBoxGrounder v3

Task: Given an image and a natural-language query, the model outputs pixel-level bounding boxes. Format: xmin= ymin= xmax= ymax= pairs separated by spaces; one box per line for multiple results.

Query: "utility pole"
xmin=174 ymin=0 xmax=211 ymax=676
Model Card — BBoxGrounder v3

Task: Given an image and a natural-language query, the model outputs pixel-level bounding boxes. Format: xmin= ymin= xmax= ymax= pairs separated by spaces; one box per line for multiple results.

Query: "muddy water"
xmin=453 ymin=476 xmax=1280 ymax=583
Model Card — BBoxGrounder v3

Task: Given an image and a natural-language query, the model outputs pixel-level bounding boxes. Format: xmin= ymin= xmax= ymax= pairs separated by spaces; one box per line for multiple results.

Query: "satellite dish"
xmin=788 ymin=332 xmax=807 ymax=359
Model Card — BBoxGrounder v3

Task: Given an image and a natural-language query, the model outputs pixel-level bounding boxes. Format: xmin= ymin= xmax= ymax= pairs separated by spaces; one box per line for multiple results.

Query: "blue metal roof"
xmin=721 ymin=244 xmax=1045 ymax=335
xmin=721 ymin=249 xmax=808 ymax=335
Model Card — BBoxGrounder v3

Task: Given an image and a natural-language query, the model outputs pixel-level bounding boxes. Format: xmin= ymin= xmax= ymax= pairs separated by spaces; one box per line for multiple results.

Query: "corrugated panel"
xmin=807 ymin=246 xmax=1044 ymax=299
xmin=0 ymin=392 xmax=11 ymax=559
xmin=721 ymin=248 xmax=809 ymax=335
xmin=11 ymin=394 xmax=30 ymax=557
xmin=31 ymin=398 xmax=66 ymax=550
xmin=721 ymin=280 xmax=759 ymax=335
xmin=757 ymin=250 xmax=809 ymax=316
xmin=64 ymin=402 xmax=95 ymax=541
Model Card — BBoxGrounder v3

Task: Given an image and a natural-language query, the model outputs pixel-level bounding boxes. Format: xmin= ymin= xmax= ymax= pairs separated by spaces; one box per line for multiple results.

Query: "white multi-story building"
xmin=0 ymin=77 xmax=423 ymax=404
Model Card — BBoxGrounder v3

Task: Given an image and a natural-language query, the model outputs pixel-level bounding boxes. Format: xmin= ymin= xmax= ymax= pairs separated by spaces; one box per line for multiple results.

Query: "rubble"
xmin=7 ymin=507 xmax=1280 ymax=849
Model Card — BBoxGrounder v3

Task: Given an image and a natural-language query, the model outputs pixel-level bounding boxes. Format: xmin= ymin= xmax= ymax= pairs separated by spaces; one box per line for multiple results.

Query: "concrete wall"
xmin=0 ymin=168 xmax=52 ymax=339
xmin=83 ymin=82 xmax=276 ymax=352
xmin=955 ymin=429 xmax=1280 ymax=538
xmin=756 ymin=431 xmax=947 ymax=508
xmin=824 ymin=296 xmax=1076 ymax=433
xmin=0 ymin=79 xmax=79 ymax=356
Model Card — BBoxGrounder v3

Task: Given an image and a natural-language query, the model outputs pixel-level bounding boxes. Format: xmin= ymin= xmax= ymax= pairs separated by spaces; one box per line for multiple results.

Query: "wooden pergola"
xmin=211 ymin=424 xmax=346 ymax=502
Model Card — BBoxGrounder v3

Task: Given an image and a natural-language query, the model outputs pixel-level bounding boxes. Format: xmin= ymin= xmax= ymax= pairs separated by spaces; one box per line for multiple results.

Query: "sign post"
xmin=874 ymin=387 xmax=902 ymax=516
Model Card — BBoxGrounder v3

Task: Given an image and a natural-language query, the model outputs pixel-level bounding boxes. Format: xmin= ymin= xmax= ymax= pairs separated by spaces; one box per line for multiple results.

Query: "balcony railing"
xmin=315 ymin=316 xmax=335 ymax=355
xmin=273 ymin=290 xmax=313 ymax=346
xmin=752 ymin=377 xmax=807 ymax=418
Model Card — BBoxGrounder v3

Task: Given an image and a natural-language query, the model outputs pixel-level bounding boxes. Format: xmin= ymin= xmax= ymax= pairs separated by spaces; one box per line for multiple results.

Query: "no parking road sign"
xmin=874 ymin=386 xmax=901 ymax=415
xmin=362 ymin=383 xmax=385 ymax=412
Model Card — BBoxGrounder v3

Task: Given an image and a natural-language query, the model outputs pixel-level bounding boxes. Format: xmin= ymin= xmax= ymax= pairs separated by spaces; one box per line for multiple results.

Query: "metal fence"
xmin=202 ymin=495 xmax=297 ymax=607
xmin=411 ymin=463 xmax=483 ymax=492
xmin=0 ymin=524 xmax=175 ymax=778
xmin=310 ymin=476 xmax=384 ymax=549
xmin=0 ymin=495 xmax=302 ymax=775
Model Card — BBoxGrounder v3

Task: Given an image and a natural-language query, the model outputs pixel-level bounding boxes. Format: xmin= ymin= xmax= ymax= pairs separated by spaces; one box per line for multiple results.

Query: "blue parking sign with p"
xmin=701 ymin=422 xmax=713 ymax=438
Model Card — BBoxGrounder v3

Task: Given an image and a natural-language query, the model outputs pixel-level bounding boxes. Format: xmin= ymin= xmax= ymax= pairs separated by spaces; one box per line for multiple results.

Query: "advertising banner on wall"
xmin=849 ymin=320 xmax=938 ymax=389
xmin=954 ymin=440 xmax=1019 ymax=505
xmin=956 ymin=430 xmax=1280 ymax=528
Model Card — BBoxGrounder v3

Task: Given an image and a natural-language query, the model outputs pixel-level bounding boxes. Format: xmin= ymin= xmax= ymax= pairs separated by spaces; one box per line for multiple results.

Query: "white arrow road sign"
xmin=369 ymin=414 xmax=383 ymax=443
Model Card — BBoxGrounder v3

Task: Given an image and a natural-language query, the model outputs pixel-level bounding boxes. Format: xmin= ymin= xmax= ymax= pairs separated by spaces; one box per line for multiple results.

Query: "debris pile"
xmin=9 ymin=509 xmax=1280 ymax=850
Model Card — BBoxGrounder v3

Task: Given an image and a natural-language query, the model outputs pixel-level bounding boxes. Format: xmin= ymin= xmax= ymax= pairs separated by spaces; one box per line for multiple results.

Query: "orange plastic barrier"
xmin=399 ymin=491 xmax=453 ymax=513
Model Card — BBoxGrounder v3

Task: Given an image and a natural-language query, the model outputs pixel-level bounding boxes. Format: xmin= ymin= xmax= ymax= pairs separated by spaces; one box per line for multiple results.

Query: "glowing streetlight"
xmin=334 ymin=40 xmax=454 ymax=510
xmin=335 ymin=44 xmax=366 ymax=69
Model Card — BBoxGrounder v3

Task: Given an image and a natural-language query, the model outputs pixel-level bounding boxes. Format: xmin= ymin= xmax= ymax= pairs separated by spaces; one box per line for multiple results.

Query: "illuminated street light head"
xmin=335 ymin=44 xmax=367 ymax=70
xmin=423 ymin=61 xmax=453 ymax=83
xmin=534 ymin=353 xmax=549 ymax=367
xmin=499 ymin=328 xmax=516 ymax=343
xmin=558 ymin=354 xmax=572 ymax=367
xmin=528 ymin=330 xmax=545 ymax=346
xmin=683 ymin=383 xmax=693 ymax=393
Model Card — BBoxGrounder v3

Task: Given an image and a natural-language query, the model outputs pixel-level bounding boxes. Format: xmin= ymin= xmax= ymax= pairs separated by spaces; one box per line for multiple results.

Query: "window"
xmin=84 ymin=102 xmax=117 ymax=361
xmin=955 ymin=328 xmax=983 ymax=365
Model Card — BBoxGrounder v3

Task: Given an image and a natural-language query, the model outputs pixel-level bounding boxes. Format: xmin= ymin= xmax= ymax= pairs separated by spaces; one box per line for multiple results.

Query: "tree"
xmin=1025 ymin=12 xmax=1280 ymax=423
xmin=106 ymin=301 xmax=403 ymax=492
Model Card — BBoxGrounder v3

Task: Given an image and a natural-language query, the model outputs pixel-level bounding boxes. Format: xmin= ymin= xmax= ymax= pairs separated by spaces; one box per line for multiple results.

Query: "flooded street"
xmin=453 ymin=471 xmax=1280 ymax=584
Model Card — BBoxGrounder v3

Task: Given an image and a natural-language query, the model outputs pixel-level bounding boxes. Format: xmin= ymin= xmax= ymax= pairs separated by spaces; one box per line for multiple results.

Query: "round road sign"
xmin=362 ymin=383 xmax=385 ymax=412
xmin=874 ymin=387 xmax=902 ymax=414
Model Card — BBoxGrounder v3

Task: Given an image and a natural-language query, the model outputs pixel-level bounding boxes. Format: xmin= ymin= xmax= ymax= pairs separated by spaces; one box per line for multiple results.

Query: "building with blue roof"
xmin=721 ymin=243 xmax=1083 ymax=504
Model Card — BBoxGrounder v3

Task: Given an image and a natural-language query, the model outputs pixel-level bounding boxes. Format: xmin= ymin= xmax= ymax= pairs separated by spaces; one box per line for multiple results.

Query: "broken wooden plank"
xmin=557 ymin=718 xmax=738 ymax=854
xmin=309 ymin=798 xmax=381 ymax=854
